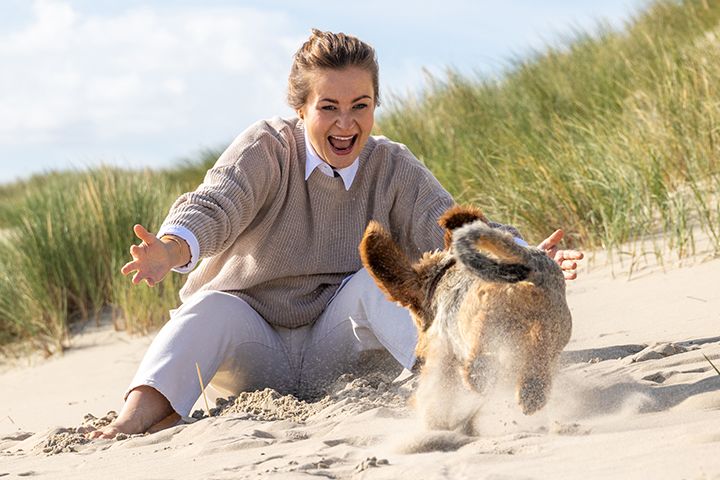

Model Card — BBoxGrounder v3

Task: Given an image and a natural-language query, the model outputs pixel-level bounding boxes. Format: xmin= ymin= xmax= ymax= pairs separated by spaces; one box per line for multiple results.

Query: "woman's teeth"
xmin=328 ymin=135 xmax=356 ymax=153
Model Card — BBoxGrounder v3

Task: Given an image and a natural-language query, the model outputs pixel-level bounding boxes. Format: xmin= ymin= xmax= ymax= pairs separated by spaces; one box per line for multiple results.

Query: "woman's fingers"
xmin=121 ymin=260 xmax=139 ymax=276
xmin=563 ymin=270 xmax=577 ymax=280
xmin=129 ymin=244 xmax=142 ymax=259
xmin=133 ymin=224 xmax=157 ymax=245
xmin=123 ymin=225 xmax=164 ymax=286
xmin=537 ymin=229 xmax=584 ymax=281
xmin=131 ymin=273 xmax=152 ymax=286
xmin=560 ymin=249 xmax=584 ymax=261
xmin=560 ymin=259 xmax=577 ymax=270
xmin=539 ymin=231 xmax=584 ymax=261
xmin=559 ymin=252 xmax=583 ymax=281
xmin=131 ymin=270 xmax=156 ymax=286
xmin=123 ymin=257 xmax=157 ymax=285
xmin=537 ymin=229 xmax=564 ymax=251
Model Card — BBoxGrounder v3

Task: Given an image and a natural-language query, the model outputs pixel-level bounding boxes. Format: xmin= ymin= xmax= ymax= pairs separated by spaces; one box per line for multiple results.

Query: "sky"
xmin=0 ymin=0 xmax=648 ymax=185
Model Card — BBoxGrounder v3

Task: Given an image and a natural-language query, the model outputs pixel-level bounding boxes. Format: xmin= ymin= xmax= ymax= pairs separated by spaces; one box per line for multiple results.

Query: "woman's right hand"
xmin=121 ymin=224 xmax=175 ymax=287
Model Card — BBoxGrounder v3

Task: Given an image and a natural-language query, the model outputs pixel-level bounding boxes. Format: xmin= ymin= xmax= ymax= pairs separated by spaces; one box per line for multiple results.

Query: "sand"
xmin=1 ymin=246 xmax=719 ymax=479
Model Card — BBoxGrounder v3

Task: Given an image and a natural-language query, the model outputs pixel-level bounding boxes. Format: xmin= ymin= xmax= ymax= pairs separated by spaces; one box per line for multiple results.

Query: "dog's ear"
xmin=359 ymin=221 xmax=424 ymax=312
xmin=438 ymin=204 xmax=489 ymax=249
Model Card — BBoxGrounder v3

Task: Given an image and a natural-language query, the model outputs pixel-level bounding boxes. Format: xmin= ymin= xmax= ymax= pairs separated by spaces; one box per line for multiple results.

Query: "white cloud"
xmin=0 ymin=0 xmax=301 ymax=145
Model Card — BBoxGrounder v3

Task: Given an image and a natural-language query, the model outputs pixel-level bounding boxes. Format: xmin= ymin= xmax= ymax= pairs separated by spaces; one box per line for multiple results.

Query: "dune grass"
xmin=2 ymin=0 xmax=720 ymax=352
xmin=0 ymin=168 xmax=193 ymax=353
xmin=377 ymin=0 xmax=720 ymax=259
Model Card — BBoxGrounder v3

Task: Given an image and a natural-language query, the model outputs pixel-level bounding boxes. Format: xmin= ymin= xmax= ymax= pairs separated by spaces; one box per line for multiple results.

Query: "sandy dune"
xmin=1 ymin=247 xmax=719 ymax=480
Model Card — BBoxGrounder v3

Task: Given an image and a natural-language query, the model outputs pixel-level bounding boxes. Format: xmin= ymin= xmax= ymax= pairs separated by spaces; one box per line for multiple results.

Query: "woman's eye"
xmin=321 ymin=105 xmax=337 ymax=111
xmin=353 ymin=103 xmax=368 ymax=110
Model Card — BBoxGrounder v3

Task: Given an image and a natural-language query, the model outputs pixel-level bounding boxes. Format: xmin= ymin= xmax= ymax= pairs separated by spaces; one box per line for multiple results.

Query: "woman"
xmin=92 ymin=29 xmax=582 ymax=439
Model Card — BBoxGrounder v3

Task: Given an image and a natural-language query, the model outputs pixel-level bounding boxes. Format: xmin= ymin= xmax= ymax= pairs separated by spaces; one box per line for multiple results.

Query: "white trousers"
xmin=125 ymin=268 xmax=418 ymax=416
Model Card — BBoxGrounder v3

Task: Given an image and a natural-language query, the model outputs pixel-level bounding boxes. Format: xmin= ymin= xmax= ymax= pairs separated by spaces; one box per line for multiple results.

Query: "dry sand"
xmin=1 ymin=246 xmax=719 ymax=479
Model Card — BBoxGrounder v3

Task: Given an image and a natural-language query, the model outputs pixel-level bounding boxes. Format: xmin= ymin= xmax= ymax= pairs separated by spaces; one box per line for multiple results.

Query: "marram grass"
xmin=0 ymin=167 xmax=189 ymax=353
xmin=378 ymin=0 xmax=720 ymax=258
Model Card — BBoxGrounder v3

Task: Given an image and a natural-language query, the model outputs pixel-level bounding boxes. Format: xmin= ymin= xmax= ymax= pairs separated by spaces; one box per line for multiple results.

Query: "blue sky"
xmin=0 ymin=0 xmax=648 ymax=185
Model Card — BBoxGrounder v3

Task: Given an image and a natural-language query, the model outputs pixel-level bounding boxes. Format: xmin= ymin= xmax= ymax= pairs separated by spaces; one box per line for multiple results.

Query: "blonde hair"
xmin=287 ymin=29 xmax=380 ymax=110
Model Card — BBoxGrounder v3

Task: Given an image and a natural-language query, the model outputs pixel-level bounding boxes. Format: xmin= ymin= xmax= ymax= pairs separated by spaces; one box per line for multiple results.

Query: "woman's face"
xmin=297 ymin=66 xmax=376 ymax=169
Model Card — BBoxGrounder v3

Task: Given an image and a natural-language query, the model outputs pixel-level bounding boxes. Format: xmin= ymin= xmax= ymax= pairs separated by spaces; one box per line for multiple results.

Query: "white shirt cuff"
xmin=513 ymin=237 xmax=529 ymax=247
xmin=157 ymin=225 xmax=200 ymax=274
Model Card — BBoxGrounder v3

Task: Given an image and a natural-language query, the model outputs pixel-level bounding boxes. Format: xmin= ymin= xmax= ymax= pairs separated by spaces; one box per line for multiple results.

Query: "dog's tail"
xmin=452 ymin=220 xmax=532 ymax=283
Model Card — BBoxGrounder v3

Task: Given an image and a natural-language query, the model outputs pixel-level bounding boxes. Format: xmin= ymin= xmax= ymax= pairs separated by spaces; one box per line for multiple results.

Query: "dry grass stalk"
xmin=702 ymin=353 xmax=720 ymax=377
xmin=196 ymin=362 xmax=212 ymax=416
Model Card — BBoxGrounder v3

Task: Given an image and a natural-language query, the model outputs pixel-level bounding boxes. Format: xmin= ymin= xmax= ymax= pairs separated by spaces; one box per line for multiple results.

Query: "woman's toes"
xmin=86 ymin=425 xmax=121 ymax=440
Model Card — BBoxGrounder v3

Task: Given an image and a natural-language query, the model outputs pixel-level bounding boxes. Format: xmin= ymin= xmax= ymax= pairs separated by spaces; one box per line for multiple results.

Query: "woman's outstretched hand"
xmin=121 ymin=224 xmax=175 ymax=287
xmin=537 ymin=229 xmax=584 ymax=281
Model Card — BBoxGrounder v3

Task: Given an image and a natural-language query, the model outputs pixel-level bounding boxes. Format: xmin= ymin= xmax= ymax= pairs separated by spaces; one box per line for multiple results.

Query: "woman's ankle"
xmin=112 ymin=385 xmax=175 ymax=434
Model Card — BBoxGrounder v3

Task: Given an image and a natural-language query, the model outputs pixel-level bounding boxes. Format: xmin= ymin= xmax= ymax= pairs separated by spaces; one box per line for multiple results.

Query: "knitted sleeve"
xmin=383 ymin=147 xmax=454 ymax=258
xmin=408 ymin=167 xmax=454 ymax=253
xmin=161 ymin=122 xmax=284 ymax=259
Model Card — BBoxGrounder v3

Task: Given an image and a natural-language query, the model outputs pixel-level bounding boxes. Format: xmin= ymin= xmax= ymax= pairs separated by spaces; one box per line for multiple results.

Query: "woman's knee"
xmin=171 ymin=290 xmax=258 ymax=327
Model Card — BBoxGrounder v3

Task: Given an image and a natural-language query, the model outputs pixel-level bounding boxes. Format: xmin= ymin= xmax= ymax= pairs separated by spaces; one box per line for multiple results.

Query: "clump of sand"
xmin=36 ymin=411 xmax=141 ymax=455
xmin=193 ymin=370 xmax=413 ymax=423
xmin=202 ymin=389 xmax=330 ymax=423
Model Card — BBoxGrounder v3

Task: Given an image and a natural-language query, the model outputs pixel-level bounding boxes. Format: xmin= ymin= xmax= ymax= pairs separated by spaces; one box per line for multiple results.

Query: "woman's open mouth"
xmin=328 ymin=134 xmax=357 ymax=156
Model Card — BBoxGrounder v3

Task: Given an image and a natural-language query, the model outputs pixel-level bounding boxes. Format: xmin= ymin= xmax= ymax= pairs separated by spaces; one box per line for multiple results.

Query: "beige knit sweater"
xmin=162 ymin=116 xmax=454 ymax=328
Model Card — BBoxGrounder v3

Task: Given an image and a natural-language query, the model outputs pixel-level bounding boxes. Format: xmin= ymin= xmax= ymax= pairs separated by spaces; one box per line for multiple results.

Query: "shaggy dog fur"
xmin=359 ymin=205 xmax=572 ymax=433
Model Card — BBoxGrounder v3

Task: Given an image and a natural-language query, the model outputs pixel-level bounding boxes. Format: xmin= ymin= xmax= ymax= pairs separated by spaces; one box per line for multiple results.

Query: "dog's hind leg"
xmin=516 ymin=321 xmax=556 ymax=415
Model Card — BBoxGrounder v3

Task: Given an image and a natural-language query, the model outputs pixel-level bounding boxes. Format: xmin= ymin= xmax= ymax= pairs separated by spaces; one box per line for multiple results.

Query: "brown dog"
xmin=359 ymin=205 xmax=572 ymax=433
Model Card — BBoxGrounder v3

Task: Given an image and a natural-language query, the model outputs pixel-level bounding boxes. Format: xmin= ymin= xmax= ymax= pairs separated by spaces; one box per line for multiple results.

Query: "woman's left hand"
xmin=537 ymin=229 xmax=584 ymax=280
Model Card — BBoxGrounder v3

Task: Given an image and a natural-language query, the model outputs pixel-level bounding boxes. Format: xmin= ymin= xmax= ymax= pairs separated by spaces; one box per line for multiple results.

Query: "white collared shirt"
xmin=303 ymin=130 xmax=359 ymax=191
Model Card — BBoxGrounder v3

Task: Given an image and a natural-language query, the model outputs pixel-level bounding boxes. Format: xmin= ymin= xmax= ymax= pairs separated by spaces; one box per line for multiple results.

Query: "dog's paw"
xmin=517 ymin=376 xmax=548 ymax=415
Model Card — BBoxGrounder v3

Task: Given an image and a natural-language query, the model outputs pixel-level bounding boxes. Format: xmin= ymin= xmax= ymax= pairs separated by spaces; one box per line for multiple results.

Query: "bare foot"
xmin=87 ymin=386 xmax=176 ymax=439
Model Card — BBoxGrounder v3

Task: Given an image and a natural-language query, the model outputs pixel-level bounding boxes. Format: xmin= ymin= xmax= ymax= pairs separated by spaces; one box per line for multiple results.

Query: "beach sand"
xmin=1 ymin=246 xmax=719 ymax=479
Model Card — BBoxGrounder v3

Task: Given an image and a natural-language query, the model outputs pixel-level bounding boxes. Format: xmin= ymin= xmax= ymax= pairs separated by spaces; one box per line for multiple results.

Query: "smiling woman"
xmin=89 ymin=28 xmax=582 ymax=440
xmin=289 ymin=29 xmax=380 ymax=169
xmin=298 ymin=67 xmax=376 ymax=169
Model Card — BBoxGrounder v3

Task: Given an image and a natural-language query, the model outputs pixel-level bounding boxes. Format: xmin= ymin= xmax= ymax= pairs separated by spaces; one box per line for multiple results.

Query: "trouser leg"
xmin=125 ymin=290 xmax=294 ymax=416
xmin=299 ymin=268 xmax=418 ymax=395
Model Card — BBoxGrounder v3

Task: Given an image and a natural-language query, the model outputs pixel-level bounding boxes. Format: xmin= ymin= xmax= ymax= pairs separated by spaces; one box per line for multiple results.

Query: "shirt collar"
xmin=303 ymin=129 xmax=358 ymax=191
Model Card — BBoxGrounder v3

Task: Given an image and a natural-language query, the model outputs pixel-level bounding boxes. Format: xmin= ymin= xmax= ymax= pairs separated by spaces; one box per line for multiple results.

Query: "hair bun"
xmin=287 ymin=29 xmax=380 ymax=110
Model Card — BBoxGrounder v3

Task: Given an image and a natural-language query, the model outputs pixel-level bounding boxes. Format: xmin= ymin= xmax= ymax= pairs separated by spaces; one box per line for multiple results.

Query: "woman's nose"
xmin=335 ymin=112 xmax=353 ymax=130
